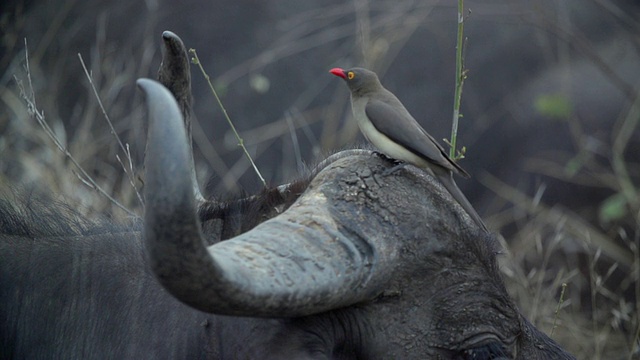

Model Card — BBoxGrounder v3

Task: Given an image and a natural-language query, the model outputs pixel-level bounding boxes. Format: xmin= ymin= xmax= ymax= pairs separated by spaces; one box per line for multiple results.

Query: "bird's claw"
xmin=381 ymin=162 xmax=407 ymax=176
xmin=371 ymin=151 xmax=405 ymax=176
xmin=372 ymin=151 xmax=401 ymax=164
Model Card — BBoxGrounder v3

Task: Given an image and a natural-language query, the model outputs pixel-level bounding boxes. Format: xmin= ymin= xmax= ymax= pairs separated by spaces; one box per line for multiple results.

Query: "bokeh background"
xmin=1 ymin=0 xmax=639 ymax=357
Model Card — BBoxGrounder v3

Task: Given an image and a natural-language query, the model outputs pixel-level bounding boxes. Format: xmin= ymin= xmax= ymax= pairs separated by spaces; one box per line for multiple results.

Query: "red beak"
xmin=329 ymin=68 xmax=347 ymax=79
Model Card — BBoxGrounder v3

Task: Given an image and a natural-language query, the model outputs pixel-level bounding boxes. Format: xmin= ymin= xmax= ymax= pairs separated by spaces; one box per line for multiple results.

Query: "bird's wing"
xmin=365 ymin=98 xmax=470 ymax=177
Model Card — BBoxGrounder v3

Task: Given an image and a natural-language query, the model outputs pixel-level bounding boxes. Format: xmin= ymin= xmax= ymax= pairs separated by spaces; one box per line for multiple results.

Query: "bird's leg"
xmin=381 ymin=162 xmax=408 ymax=176
xmin=370 ymin=151 xmax=405 ymax=176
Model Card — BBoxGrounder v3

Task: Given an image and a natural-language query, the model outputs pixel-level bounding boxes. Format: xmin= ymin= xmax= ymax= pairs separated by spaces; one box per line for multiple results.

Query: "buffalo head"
xmin=138 ymin=67 xmax=575 ymax=358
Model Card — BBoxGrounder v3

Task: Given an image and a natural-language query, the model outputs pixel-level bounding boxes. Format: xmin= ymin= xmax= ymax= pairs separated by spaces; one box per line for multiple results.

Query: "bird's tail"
xmin=436 ymin=172 xmax=489 ymax=233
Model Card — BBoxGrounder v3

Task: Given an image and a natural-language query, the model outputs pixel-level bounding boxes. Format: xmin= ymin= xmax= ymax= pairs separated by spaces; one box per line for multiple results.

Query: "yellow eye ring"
xmin=347 ymin=71 xmax=355 ymax=80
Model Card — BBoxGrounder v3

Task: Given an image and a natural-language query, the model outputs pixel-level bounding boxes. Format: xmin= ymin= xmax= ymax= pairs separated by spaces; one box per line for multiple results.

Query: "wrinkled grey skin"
xmin=0 ymin=31 xmax=575 ymax=359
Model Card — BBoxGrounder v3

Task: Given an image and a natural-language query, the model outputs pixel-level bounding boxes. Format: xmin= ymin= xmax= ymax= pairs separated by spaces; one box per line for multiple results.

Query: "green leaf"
xmin=534 ymin=94 xmax=572 ymax=120
xmin=564 ymin=149 xmax=591 ymax=177
xmin=598 ymin=193 xmax=628 ymax=223
xmin=565 ymin=157 xmax=582 ymax=176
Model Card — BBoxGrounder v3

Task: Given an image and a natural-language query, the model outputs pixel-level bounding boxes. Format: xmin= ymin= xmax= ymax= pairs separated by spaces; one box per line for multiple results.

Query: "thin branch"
xmin=550 ymin=283 xmax=567 ymax=337
xmin=284 ymin=111 xmax=303 ymax=173
xmin=77 ymin=53 xmax=144 ymax=209
xmin=189 ymin=48 xmax=267 ymax=188
xmin=15 ymin=39 xmax=136 ymax=218
xmin=117 ymin=149 xmax=145 ymax=208
xmin=449 ymin=0 xmax=468 ymax=160
xmin=78 ymin=54 xmax=127 ymax=155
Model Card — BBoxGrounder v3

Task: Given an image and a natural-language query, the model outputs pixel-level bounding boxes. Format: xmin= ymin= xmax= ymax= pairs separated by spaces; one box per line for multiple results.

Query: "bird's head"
xmin=329 ymin=67 xmax=383 ymax=96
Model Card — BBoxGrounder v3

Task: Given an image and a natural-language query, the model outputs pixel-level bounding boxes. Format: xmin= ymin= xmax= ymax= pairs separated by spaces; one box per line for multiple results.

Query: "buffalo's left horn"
xmin=138 ymin=78 xmax=397 ymax=317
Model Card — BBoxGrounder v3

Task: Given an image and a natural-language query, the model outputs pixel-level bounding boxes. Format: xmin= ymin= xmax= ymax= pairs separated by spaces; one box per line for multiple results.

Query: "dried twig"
xmin=78 ymin=53 xmax=144 ymax=209
xmin=189 ymin=48 xmax=267 ymax=188
xmin=551 ymin=283 xmax=567 ymax=337
xmin=15 ymin=39 xmax=136 ymax=218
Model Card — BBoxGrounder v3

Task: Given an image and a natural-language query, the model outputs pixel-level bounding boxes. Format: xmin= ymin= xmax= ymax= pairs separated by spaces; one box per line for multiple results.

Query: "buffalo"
xmin=0 ymin=31 xmax=575 ymax=359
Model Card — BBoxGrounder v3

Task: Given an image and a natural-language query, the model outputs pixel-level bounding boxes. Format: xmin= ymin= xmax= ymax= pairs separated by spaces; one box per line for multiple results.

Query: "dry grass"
xmin=485 ymin=172 xmax=639 ymax=358
xmin=2 ymin=2 xmax=159 ymax=220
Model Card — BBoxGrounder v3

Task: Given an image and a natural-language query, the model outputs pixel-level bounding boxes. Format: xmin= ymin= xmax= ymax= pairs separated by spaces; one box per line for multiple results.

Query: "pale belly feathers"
xmin=351 ymin=97 xmax=430 ymax=169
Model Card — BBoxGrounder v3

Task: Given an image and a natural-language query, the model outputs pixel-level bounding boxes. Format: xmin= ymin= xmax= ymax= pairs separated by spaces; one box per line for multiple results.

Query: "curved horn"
xmin=138 ymin=78 xmax=398 ymax=317
xmin=158 ymin=30 xmax=192 ymax=124
xmin=156 ymin=31 xmax=204 ymax=203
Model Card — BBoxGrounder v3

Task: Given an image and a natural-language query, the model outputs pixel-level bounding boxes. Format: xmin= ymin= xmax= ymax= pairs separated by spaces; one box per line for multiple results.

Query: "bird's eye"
xmin=347 ymin=71 xmax=355 ymax=80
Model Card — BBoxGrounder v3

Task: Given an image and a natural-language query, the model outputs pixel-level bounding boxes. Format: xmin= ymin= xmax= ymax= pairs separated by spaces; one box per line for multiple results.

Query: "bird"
xmin=329 ymin=67 xmax=488 ymax=232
